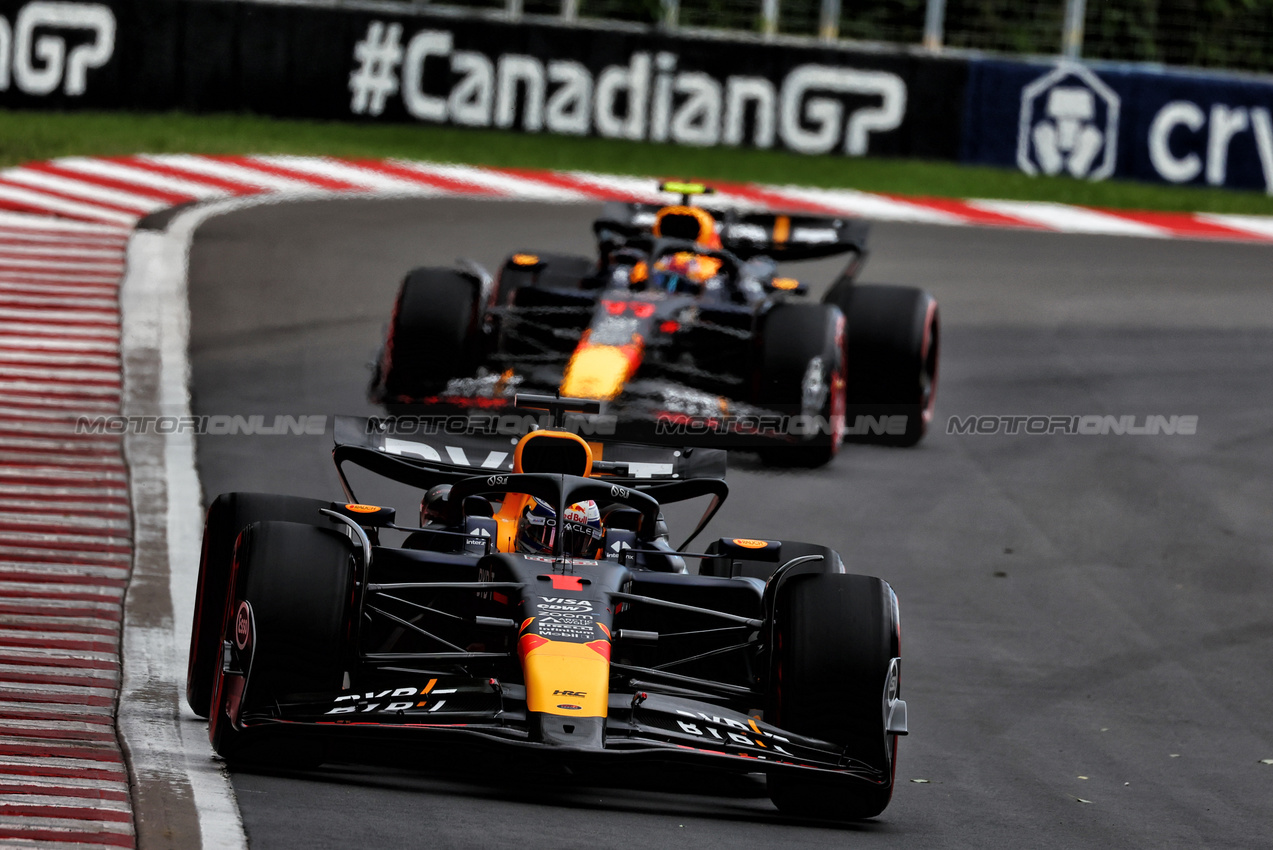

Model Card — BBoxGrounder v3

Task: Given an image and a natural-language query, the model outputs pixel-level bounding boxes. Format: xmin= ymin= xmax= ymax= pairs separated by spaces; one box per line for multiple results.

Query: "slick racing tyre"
xmin=823 ymin=281 xmax=939 ymax=447
xmin=754 ymin=303 xmax=847 ymax=467
xmin=187 ymin=493 xmax=330 ymax=718
xmin=766 ymin=573 xmax=901 ymax=820
xmin=209 ymin=521 xmax=354 ymax=765
xmin=375 ymin=267 xmax=481 ymax=402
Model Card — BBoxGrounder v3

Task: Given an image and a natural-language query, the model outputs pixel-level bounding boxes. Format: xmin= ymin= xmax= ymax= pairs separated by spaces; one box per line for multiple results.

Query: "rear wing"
xmin=332 ymin=415 xmax=727 ymax=500
xmin=594 ymin=201 xmax=870 ymax=262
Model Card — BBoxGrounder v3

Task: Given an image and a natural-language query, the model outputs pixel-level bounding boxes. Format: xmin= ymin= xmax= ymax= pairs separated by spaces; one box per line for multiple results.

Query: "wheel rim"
xmin=918 ymin=301 xmax=939 ymax=426
xmin=798 ymin=355 xmax=842 ymax=452
xmin=796 ymin=314 xmax=846 ymax=453
xmin=829 ymin=316 xmax=848 ymax=453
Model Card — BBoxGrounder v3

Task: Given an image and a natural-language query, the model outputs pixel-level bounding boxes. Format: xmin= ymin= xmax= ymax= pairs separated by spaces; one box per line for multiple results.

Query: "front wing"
xmin=387 ymin=368 xmax=819 ymax=452
xmin=239 ymin=681 xmax=889 ymax=788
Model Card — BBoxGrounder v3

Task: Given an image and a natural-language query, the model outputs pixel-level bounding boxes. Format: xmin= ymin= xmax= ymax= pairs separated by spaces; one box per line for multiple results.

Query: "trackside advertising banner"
xmin=962 ymin=60 xmax=1273 ymax=194
xmin=2 ymin=0 xmax=1271 ymax=191
xmin=0 ymin=0 xmax=966 ymax=160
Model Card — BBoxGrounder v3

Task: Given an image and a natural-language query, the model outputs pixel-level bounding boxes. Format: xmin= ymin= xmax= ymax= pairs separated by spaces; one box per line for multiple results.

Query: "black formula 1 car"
xmin=369 ymin=182 xmax=939 ymax=466
xmin=186 ymin=396 xmax=908 ymax=820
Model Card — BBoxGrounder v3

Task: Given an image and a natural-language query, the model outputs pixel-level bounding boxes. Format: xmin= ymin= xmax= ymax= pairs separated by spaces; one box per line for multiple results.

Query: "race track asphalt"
xmin=187 ymin=197 xmax=1273 ymax=849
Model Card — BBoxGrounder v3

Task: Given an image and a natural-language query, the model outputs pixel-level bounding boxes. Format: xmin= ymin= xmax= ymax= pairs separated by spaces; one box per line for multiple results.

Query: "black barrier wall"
xmin=4 ymin=0 xmax=1273 ymax=193
xmin=0 ymin=0 xmax=968 ymax=159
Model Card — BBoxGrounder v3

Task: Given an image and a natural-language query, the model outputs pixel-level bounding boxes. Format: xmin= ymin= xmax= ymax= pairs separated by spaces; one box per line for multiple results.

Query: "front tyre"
xmin=766 ymin=573 xmax=902 ymax=820
xmin=824 ymin=282 xmax=939 ymax=447
xmin=187 ymin=493 xmax=330 ymax=718
xmin=209 ymin=521 xmax=354 ymax=765
xmin=373 ymin=267 xmax=481 ymax=404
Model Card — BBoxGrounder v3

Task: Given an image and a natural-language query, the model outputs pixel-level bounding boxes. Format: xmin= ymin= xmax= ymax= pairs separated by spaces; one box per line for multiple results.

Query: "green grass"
xmin=4 ymin=108 xmax=1272 ymax=215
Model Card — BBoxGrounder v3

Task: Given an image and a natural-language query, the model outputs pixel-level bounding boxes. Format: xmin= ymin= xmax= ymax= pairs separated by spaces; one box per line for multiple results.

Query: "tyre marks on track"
xmin=0 ymin=213 xmax=135 ymax=848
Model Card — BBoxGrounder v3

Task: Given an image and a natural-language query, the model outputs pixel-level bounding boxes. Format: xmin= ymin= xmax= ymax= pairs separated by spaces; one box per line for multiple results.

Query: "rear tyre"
xmin=823 ymin=282 xmax=939 ymax=447
xmin=753 ymin=303 xmax=846 ymax=467
xmin=210 ymin=521 xmax=354 ymax=765
xmin=766 ymin=573 xmax=901 ymax=820
xmin=374 ymin=268 xmax=480 ymax=402
xmin=187 ymin=493 xmax=330 ymax=718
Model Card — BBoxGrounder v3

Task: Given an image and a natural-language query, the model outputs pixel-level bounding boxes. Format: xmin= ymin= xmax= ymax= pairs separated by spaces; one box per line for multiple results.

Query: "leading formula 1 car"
xmin=369 ymin=182 xmax=939 ymax=466
xmin=186 ymin=395 xmax=908 ymax=820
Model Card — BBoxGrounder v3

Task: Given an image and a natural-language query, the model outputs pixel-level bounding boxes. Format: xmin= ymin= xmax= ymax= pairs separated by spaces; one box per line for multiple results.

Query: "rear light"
xmin=659 ymin=320 xmax=679 ymax=334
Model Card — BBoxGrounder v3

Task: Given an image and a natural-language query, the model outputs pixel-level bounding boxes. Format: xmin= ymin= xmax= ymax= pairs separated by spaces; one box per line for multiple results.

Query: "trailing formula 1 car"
xmin=186 ymin=395 xmax=909 ymax=820
xmin=369 ymin=182 xmax=939 ymax=466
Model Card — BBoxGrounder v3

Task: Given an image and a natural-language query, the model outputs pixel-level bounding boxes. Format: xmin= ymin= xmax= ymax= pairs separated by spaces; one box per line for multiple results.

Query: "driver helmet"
xmin=516 ymin=498 xmax=603 ymax=558
xmin=420 ymin=484 xmax=454 ymax=526
xmin=649 ymin=251 xmax=722 ymax=295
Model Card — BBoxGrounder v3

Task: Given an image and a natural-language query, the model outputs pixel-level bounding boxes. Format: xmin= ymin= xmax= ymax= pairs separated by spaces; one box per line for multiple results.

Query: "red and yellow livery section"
xmin=560 ymin=328 xmax=643 ymax=401
xmin=518 ymin=633 xmax=611 ymax=717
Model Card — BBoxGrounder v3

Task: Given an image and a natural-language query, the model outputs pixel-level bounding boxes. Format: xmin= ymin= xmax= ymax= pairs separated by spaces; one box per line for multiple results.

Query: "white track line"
xmin=0 ymin=259 xmax=124 ymax=273
xmin=0 ymin=284 xmax=120 ymax=299
xmin=0 ymin=212 xmax=128 ymax=236
xmin=0 ymin=325 xmax=120 ymax=340
xmin=0 ymin=347 xmax=118 ymax=363
xmin=390 ymin=161 xmax=585 ymax=200
xmin=774 ymin=184 xmax=968 ymax=223
xmin=51 ymin=157 xmax=229 ymax=201
xmin=0 ymin=338 xmax=120 ymax=354
xmin=1 ymin=169 xmax=166 ymax=214
xmin=1196 ymin=212 xmax=1273 ymax=239
xmin=141 ymin=154 xmax=319 ymax=193
xmin=0 ymin=245 xmax=124 ymax=259
xmin=120 ymin=196 xmax=259 ymax=850
xmin=0 ymin=271 xmax=125 ymax=285
xmin=559 ymin=171 xmax=671 ymax=202
xmin=967 ymin=199 xmax=1169 ymax=236
xmin=0 ymin=185 xmax=138 ymax=225
xmin=251 ymin=155 xmax=440 ymax=194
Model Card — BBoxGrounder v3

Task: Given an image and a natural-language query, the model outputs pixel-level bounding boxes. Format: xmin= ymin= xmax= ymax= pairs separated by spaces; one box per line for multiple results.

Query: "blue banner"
xmin=962 ymin=59 xmax=1273 ymax=193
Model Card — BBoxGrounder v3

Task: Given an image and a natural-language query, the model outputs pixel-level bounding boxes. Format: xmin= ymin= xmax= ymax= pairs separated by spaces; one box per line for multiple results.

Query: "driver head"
xmin=516 ymin=498 xmax=603 ymax=558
